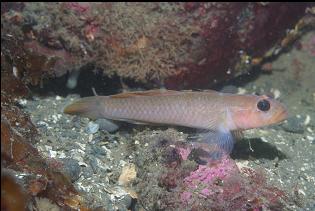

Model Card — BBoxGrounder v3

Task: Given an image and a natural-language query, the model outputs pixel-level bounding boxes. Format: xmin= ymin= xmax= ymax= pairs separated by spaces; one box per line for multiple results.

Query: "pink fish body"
xmin=64 ymin=89 xmax=288 ymax=157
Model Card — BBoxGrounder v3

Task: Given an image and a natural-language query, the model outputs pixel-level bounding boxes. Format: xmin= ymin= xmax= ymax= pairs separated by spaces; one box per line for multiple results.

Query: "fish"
xmin=64 ymin=89 xmax=288 ymax=158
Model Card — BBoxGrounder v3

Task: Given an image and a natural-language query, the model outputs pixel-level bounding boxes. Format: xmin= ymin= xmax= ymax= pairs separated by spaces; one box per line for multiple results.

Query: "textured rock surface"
xmin=2 ymin=2 xmax=312 ymax=90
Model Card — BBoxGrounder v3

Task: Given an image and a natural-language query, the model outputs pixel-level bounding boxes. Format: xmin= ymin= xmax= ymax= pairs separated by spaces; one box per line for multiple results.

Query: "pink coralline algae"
xmin=179 ymin=151 xmax=241 ymax=205
xmin=136 ymin=137 xmax=293 ymax=210
xmin=177 ymin=146 xmax=192 ymax=161
xmin=180 ymin=155 xmax=238 ymax=204
xmin=160 ymin=145 xmax=289 ymax=210
xmin=182 ymin=155 xmax=238 ymax=190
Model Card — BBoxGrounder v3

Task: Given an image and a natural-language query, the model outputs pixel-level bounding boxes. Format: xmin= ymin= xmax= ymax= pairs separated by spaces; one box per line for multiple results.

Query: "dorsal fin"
xmin=109 ymin=89 xmax=181 ymax=98
xmin=109 ymin=89 xmax=221 ymax=99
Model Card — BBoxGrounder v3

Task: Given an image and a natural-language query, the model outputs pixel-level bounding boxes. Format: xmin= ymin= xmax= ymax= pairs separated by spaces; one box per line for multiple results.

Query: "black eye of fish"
xmin=257 ymin=99 xmax=270 ymax=111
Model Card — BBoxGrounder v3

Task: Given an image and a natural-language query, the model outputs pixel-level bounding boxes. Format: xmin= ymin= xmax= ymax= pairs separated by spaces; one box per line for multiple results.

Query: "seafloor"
xmin=21 ymin=31 xmax=315 ymax=210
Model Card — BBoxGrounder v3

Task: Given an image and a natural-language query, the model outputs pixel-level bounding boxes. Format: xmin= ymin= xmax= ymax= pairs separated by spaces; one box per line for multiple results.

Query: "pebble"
xmin=60 ymin=158 xmax=81 ymax=182
xmin=49 ymin=150 xmax=57 ymax=158
xmin=118 ymin=194 xmax=132 ymax=210
xmin=237 ymin=87 xmax=247 ymax=94
xmin=17 ymin=98 xmax=27 ymax=105
xmin=303 ymin=115 xmax=311 ymax=125
xmin=270 ymin=88 xmax=281 ymax=99
xmin=89 ymin=157 xmax=100 ymax=174
xmin=90 ymin=145 xmax=108 ymax=156
xmin=95 ymin=119 xmax=119 ymax=132
xmin=55 ymin=96 xmax=62 ymax=100
xmin=281 ymin=116 xmax=305 ymax=134
xmin=98 ymin=194 xmax=115 ymax=211
xmin=87 ymin=121 xmax=100 ymax=134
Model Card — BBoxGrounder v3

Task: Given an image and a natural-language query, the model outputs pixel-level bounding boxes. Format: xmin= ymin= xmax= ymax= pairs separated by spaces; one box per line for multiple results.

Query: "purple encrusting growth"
xmin=181 ymin=154 xmax=238 ymax=202
xmin=178 ymin=148 xmax=239 ymax=203
xmin=183 ymin=155 xmax=237 ymax=189
xmin=155 ymin=143 xmax=289 ymax=210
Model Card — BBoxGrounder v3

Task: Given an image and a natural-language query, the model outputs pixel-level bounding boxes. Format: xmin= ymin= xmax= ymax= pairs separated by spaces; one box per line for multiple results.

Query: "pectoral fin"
xmin=188 ymin=129 xmax=235 ymax=161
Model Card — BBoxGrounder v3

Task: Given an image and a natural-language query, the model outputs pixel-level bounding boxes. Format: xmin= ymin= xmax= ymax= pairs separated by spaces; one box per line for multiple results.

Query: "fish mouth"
xmin=274 ymin=108 xmax=288 ymax=123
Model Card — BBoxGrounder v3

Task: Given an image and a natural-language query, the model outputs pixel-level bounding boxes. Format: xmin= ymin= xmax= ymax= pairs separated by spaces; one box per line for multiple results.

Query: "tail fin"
xmin=64 ymin=96 xmax=104 ymax=119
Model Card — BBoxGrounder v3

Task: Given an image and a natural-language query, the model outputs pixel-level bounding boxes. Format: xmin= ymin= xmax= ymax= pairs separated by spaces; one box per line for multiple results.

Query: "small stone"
xmin=271 ymin=88 xmax=281 ymax=99
xmin=86 ymin=121 xmax=100 ymax=134
xmin=118 ymin=164 xmax=137 ymax=186
xmin=304 ymin=115 xmax=311 ymax=125
xmin=81 ymin=167 xmax=94 ymax=179
xmin=237 ymin=87 xmax=247 ymax=95
xmin=89 ymin=157 xmax=100 ymax=174
xmin=95 ymin=119 xmax=119 ymax=132
xmin=306 ymin=136 xmax=314 ymax=141
xmin=118 ymin=194 xmax=132 ymax=210
xmin=97 ymin=194 xmax=114 ymax=211
xmin=91 ymin=145 xmax=107 ymax=156
xmin=55 ymin=96 xmax=62 ymax=100
xmin=17 ymin=98 xmax=27 ymax=105
xmin=281 ymin=116 xmax=305 ymax=134
xmin=49 ymin=150 xmax=57 ymax=158
xmin=60 ymin=158 xmax=81 ymax=182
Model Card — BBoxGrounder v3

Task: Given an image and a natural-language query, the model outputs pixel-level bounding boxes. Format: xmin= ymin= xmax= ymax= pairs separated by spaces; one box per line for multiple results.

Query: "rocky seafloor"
xmin=19 ymin=31 xmax=315 ymax=210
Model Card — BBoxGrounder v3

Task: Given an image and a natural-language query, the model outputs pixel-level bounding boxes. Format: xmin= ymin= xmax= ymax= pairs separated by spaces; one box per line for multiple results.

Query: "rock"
xmin=281 ymin=116 xmax=305 ymax=134
xmin=60 ymin=158 xmax=81 ymax=182
xmin=118 ymin=194 xmax=132 ymax=210
xmin=95 ymin=119 xmax=119 ymax=132
xmin=86 ymin=121 xmax=99 ymax=134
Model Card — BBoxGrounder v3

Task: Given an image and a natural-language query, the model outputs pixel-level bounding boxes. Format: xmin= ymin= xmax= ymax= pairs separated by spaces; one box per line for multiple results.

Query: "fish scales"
xmin=101 ymin=92 xmax=220 ymax=129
